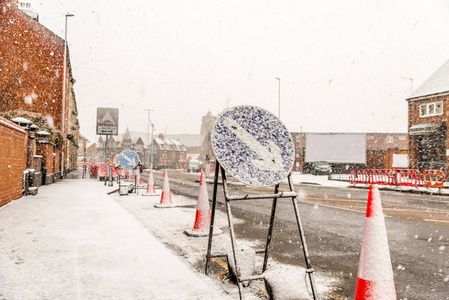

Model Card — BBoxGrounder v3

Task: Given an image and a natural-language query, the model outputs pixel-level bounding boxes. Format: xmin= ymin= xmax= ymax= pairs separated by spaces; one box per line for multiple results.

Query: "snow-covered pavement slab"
xmin=0 ymin=177 xmax=235 ymax=300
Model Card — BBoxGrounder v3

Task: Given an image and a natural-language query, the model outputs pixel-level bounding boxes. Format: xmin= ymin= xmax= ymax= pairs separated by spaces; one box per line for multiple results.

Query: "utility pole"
xmin=143 ymin=109 xmax=154 ymax=167
xmin=62 ymin=13 xmax=74 ymax=178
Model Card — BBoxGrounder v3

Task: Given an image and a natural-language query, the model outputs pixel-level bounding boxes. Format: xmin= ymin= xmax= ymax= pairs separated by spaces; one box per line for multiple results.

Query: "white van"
xmin=188 ymin=159 xmax=201 ymax=172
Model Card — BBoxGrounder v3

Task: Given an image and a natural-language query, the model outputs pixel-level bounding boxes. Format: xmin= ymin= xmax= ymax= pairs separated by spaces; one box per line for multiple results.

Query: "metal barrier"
xmin=422 ymin=170 xmax=445 ymax=189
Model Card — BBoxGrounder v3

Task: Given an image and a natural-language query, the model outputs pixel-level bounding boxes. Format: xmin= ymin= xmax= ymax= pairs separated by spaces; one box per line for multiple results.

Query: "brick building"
xmin=93 ymin=128 xmax=187 ymax=170
xmin=407 ymin=58 xmax=449 ymax=174
xmin=290 ymin=132 xmax=408 ymax=173
xmin=0 ymin=0 xmax=79 ymax=173
xmin=366 ymin=133 xmax=408 ymax=169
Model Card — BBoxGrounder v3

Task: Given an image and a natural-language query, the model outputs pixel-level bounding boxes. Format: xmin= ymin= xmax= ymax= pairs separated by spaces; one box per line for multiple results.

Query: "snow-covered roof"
xmin=166 ymin=134 xmax=205 ymax=147
xmin=408 ymin=58 xmax=449 ymax=100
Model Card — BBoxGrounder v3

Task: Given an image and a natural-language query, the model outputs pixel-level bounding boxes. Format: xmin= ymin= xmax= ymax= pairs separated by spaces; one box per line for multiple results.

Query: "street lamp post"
xmin=151 ymin=123 xmax=155 ymax=168
xmin=143 ymin=109 xmax=154 ymax=168
xmin=276 ymin=77 xmax=280 ymax=118
xmin=62 ymin=13 xmax=74 ymax=178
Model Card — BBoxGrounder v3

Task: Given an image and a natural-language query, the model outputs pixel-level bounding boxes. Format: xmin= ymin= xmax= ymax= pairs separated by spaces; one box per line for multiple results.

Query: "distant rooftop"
xmin=407 ymin=58 xmax=449 ymax=100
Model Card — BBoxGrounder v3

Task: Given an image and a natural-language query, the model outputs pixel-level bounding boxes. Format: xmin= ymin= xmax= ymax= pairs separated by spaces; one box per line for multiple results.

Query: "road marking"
xmin=121 ymin=153 xmax=137 ymax=166
xmin=424 ymin=219 xmax=449 ymax=223
xmin=222 ymin=117 xmax=283 ymax=172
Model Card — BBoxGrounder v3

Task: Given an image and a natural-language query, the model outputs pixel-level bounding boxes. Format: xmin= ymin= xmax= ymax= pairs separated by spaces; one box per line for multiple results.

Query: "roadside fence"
xmin=422 ymin=170 xmax=445 ymax=189
xmin=345 ymin=169 xmax=445 ymax=189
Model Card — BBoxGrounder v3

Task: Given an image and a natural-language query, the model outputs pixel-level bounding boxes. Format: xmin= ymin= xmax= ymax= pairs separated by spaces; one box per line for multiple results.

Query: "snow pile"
xmin=226 ymin=248 xmax=256 ymax=287
xmin=263 ymin=266 xmax=312 ymax=300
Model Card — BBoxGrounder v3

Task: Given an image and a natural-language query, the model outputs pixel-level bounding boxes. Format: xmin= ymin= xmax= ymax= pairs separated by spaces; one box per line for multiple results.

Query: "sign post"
xmin=96 ymin=107 xmax=119 ymax=186
xmin=117 ymin=150 xmax=140 ymax=195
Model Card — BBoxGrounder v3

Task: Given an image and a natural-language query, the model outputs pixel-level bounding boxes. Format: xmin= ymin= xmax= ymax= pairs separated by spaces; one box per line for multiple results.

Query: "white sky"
xmin=34 ymin=0 xmax=449 ymax=142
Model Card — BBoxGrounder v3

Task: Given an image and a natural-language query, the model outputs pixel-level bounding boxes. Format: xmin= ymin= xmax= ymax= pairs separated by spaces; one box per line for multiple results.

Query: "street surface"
xmin=143 ymin=170 xmax=449 ymax=300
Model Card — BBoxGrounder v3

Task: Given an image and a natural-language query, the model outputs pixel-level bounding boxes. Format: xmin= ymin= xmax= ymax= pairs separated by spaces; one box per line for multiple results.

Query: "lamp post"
xmin=62 ymin=13 xmax=74 ymax=178
xmin=151 ymin=123 xmax=155 ymax=168
xmin=276 ymin=77 xmax=280 ymax=118
xmin=143 ymin=108 xmax=154 ymax=168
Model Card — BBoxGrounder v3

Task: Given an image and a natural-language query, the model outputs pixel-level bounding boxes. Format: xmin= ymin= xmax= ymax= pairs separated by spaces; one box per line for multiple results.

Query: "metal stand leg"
xmin=205 ymin=167 xmax=318 ymax=300
xmin=205 ymin=161 xmax=220 ymax=275
xmin=263 ymin=184 xmax=279 ymax=273
xmin=288 ymin=174 xmax=317 ymax=299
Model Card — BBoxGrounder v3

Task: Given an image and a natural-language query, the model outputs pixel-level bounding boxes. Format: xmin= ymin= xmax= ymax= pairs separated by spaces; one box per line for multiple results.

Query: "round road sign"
xmin=117 ymin=150 xmax=139 ymax=170
xmin=211 ymin=105 xmax=295 ymax=186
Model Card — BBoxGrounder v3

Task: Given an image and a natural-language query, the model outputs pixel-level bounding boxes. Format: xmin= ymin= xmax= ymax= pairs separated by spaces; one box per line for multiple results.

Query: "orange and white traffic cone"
xmin=136 ymin=170 xmax=145 ymax=188
xmin=143 ymin=168 xmax=159 ymax=196
xmin=184 ymin=172 xmax=222 ymax=236
xmin=154 ymin=169 xmax=177 ymax=208
xmin=137 ymin=171 xmax=141 ymax=185
xmin=354 ymin=185 xmax=396 ymax=299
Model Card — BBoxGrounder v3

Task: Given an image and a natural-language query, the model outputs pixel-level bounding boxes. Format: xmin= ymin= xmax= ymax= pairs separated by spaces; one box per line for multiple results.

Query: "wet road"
xmin=144 ymin=170 xmax=449 ymax=299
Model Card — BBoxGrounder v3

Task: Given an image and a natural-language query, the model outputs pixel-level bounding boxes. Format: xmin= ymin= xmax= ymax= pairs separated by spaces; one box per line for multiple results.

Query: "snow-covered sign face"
xmin=117 ymin=150 xmax=139 ymax=170
xmin=212 ymin=105 xmax=295 ymax=187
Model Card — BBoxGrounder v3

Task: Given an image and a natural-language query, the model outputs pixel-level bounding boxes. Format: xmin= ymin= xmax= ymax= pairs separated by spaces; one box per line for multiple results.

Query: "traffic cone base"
xmin=193 ymin=210 xmax=210 ymax=231
xmin=355 ymin=277 xmax=396 ymax=299
xmin=184 ymin=227 xmax=223 ymax=237
xmin=142 ymin=192 xmax=159 ymax=197
xmin=154 ymin=203 xmax=177 ymax=208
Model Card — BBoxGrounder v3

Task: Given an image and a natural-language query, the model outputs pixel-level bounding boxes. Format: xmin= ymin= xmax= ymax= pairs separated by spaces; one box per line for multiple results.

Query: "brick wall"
xmin=0 ymin=116 xmax=27 ymax=206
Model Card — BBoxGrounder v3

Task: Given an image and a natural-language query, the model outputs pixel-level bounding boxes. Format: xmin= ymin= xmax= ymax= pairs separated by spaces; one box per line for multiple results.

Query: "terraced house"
xmin=407 ymin=58 xmax=449 ymax=174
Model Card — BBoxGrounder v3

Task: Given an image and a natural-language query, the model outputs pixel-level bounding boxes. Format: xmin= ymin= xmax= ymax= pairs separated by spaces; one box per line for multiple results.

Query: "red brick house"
xmin=407 ymin=59 xmax=449 ymax=173
xmin=366 ymin=133 xmax=408 ymax=169
xmin=0 ymin=0 xmax=78 ymax=172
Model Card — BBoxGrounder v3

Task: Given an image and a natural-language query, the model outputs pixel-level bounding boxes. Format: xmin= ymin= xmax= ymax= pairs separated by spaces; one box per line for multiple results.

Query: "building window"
xmin=420 ymin=101 xmax=443 ymax=117
xmin=420 ymin=105 xmax=427 ymax=116
xmin=367 ymin=136 xmax=374 ymax=140
xmin=386 ymin=136 xmax=393 ymax=143
xmin=399 ymin=136 xmax=406 ymax=140
xmin=436 ymin=102 xmax=443 ymax=114
xmin=162 ymin=151 xmax=167 ymax=159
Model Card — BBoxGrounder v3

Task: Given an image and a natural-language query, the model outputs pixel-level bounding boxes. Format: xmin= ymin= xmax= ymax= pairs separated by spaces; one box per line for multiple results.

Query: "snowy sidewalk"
xmin=0 ymin=174 xmax=235 ymax=300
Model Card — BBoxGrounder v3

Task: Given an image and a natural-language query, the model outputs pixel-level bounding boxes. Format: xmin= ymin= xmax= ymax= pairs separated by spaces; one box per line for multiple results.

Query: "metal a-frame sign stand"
xmin=205 ymin=105 xmax=318 ymax=299
xmin=204 ymin=161 xmax=318 ymax=300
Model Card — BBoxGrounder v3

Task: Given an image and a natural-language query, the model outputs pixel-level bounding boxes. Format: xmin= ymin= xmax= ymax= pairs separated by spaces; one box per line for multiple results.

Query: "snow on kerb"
xmin=211 ymin=105 xmax=295 ymax=187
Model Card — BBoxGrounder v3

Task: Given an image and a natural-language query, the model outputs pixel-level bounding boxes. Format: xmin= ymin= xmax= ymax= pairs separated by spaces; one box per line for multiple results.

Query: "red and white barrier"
xmin=350 ymin=169 xmax=426 ymax=188
xmin=393 ymin=169 xmax=420 ymax=187
xmin=422 ymin=170 xmax=445 ymax=189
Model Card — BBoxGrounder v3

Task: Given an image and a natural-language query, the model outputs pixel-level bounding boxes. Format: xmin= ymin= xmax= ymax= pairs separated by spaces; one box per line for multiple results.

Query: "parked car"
xmin=310 ymin=161 xmax=332 ymax=175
